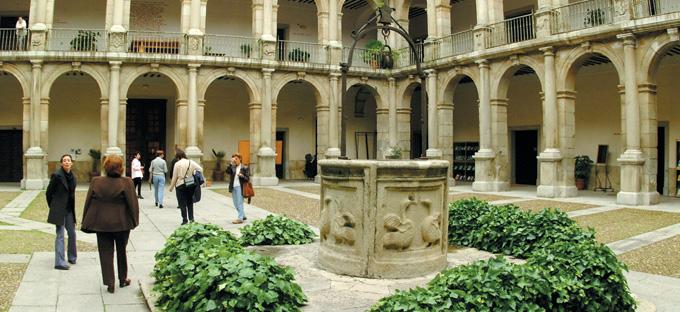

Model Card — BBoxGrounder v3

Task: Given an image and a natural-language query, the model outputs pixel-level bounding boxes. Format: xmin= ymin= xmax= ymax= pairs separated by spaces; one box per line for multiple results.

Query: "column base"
xmin=24 ymin=147 xmax=45 ymax=190
xmin=472 ymin=181 xmax=510 ymax=192
xmin=617 ymin=191 xmax=660 ymax=206
xmin=537 ymin=150 xmax=564 ymax=198
xmin=537 ymin=185 xmax=578 ymax=198
xmin=185 ymin=146 xmax=204 ymax=164
xmin=252 ymin=176 xmax=279 ymax=186
xmin=105 ymin=146 xmax=123 ymax=156
xmin=325 ymin=147 xmax=341 ymax=159
xmin=256 ymin=146 xmax=278 ymax=184
xmin=425 ymin=148 xmax=442 ymax=159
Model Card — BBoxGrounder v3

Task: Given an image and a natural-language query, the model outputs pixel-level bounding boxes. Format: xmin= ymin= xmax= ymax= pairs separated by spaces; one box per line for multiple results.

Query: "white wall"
xmin=203 ymin=78 xmax=250 ymax=159
xmin=127 ymin=0 xmax=181 ymax=32
xmin=0 ymin=0 xmax=29 ymax=16
xmin=277 ymin=1 xmax=318 ymax=42
xmin=451 ymin=0 xmax=476 ymax=33
xmin=507 ymin=73 xmax=542 ymax=129
xmin=342 ymin=86 xmax=377 ymax=159
xmin=0 ymin=74 xmax=23 ymax=127
xmin=52 ymin=0 xmax=106 ymax=29
xmin=504 ymin=0 xmax=537 ymax=15
xmin=654 ymin=54 xmax=680 ymax=191
xmin=276 ymin=82 xmax=317 ymax=179
xmin=451 ymin=81 xmax=479 ymax=142
xmin=205 ymin=0 xmax=252 ymax=36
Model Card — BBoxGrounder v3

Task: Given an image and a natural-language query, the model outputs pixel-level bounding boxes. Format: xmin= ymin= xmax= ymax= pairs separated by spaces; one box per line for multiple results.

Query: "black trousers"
xmin=177 ymin=185 xmax=196 ymax=223
xmin=96 ymin=231 xmax=130 ymax=288
xmin=133 ymin=177 xmax=142 ymax=196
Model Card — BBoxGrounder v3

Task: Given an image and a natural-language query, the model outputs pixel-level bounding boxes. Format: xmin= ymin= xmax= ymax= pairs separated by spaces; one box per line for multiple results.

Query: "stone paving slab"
xmin=567 ymin=205 xmax=624 ymax=218
xmin=0 ymin=254 xmax=30 ymax=263
xmin=608 ymin=224 xmax=680 ymax=255
xmin=626 ymin=271 xmax=680 ymax=312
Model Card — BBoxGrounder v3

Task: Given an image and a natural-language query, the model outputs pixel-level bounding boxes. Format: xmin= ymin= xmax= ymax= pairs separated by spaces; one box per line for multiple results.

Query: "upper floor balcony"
xmin=0 ymin=0 xmax=678 ymax=71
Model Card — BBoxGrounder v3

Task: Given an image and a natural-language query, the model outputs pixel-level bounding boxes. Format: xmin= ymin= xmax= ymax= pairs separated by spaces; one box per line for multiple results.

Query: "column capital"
xmin=424 ymin=69 xmax=437 ymax=76
xmin=329 ymin=72 xmax=341 ymax=79
xmin=188 ymin=63 xmax=201 ymax=69
xmin=30 ymin=59 xmax=43 ymax=67
xmin=556 ymin=90 xmax=577 ymax=99
xmin=539 ymin=46 xmax=555 ymax=56
xmin=262 ymin=68 xmax=275 ymax=75
xmin=475 ymin=59 xmax=489 ymax=68
xmin=387 ymin=77 xmax=396 ymax=83
xmin=638 ymin=83 xmax=657 ymax=94
xmin=617 ymin=33 xmax=636 ymax=47
xmin=109 ymin=61 xmax=122 ymax=69
xmin=490 ymin=98 xmax=509 ymax=106
xmin=617 ymin=84 xmax=626 ymax=94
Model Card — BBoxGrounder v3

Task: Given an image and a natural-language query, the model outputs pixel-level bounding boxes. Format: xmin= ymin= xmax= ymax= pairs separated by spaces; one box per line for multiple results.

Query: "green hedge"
xmin=371 ymin=198 xmax=636 ymax=311
xmin=239 ymin=215 xmax=316 ymax=246
xmin=153 ymin=222 xmax=307 ymax=311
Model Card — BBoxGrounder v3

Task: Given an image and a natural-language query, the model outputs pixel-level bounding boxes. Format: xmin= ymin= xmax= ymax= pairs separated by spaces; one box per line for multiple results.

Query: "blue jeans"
xmin=152 ymin=175 xmax=166 ymax=205
xmin=55 ymin=212 xmax=77 ymax=267
xmin=232 ymin=186 xmax=245 ymax=220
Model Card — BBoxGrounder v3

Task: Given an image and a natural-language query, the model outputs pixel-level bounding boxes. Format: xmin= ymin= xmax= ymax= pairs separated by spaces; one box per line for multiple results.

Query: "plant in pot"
xmin=70 ymin=30 xmax=100 ymax=51
xmin=212 ymin=149 xmax=226 ymax=182
xmin=288 ymin=48 xmax=310 ymax=62
xmin=584 ymin=8 xmax=606 ymax=27
xmin=240 ymin=43 xmax=252 ymax=58
xmin=362 ymin=39 xmax=384 ymax=69
xmin=384 ymin=146 xmax=402 ymax=160
xmin=574 ymin=155 xmax=594 ymax=190
xmin=88 ymin=149 xmax=101 ymax=181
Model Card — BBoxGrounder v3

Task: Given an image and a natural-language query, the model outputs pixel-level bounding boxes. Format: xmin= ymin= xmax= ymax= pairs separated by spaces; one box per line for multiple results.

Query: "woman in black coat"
xmin=46 ymin=154 xmax=78 ymax=270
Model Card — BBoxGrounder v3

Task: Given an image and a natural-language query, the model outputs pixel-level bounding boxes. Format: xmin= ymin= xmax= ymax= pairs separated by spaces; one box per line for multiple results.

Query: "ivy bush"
xmin=153 ymin=222 xmax=307 ymax=312
xmin=239 ymin=214 xmax=316 ymax=246
xmin=371 ymin=198 xmax=636 ymax=311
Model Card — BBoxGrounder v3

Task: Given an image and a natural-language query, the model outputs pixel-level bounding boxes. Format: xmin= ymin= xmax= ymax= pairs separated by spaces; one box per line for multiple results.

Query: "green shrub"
xmin=239 ymin=215 xmax=316 ymax=246
xmin=371 ymin=198 xmax=636 ymax=311
xmin=153 ymin=222 xmax=307 ymax=312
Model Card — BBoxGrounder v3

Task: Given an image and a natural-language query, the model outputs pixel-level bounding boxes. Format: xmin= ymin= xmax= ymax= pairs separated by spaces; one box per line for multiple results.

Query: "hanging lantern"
xmin=381 ymin=44 xmax=394 ymax=69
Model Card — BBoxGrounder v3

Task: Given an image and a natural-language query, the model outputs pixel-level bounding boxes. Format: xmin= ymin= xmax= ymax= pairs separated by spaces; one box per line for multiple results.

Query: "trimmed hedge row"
xmin=370 ymin=198 xmax=636 ymax=312
xmin=240 ymin=214 xmax=316 ymax=246
xmin=153 ymin=222 xmax=310 ymax=312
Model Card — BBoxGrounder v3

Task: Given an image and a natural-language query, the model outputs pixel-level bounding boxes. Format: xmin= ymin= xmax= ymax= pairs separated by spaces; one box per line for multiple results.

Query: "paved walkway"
xmin=1 ymin=182 xmax=679 ymax=311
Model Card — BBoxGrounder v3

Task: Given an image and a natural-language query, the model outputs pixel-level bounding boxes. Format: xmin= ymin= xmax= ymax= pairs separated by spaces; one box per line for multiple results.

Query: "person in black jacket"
xmin=46 ymin=154 xmax=78 ymax=270
xmin=226 ymin=153 xmax=249 ymax=224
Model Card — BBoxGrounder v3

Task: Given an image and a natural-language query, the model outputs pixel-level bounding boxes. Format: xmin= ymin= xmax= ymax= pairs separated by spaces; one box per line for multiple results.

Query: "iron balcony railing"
xmin=433 ymin=29 xmax=474 ymax=59
xmin=0 ymin=28 xmax=29 ymax=51
xmin=203 ymin=34 xmax=259 ymax=59
xmin=277 ymin=40 xmax=328 ymax=64
xmin=394 ymin=41 xmax=424 ymax=68
xmin=342 ymin=46 xmax=384 ymax=69
xmin=47 ymin=28 xmax=107 ymax=52
xmin=127 ymin=31 xmax=185 ymax=54
xmin=552 ymin=0 xmax=614 ymax=34
xmin=488 ymin=13 xmax=536 ymax=48
xmin=633 ymin=0 xmax=680 ymax=18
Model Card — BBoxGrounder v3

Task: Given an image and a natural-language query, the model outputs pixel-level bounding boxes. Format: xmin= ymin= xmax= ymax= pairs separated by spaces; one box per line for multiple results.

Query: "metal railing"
xmin=488 ymin=13 xmax=536 ymax=48
xmin=127 ymin=31 xmax=185 ymax=54
xmin=433 ymin=29 xmax=474 ymax=59
xmin=552 ymin=0 xmax=614 ymax=34
xmin=394 ymin=42 xmax=424 ymax=68
xmin=277 ymin=40 xmax=328 ymax=64
xmin=47 ymin=28 xmax=107 ymax=52
xmin=633 ymin=0 xmax=680 ymax=18
xmin=203 ymin=34 xmax=259 ymax=59
xmin=0 ymin=28 xmax=29 ymax=51
xmin=342 ymin=46 xmax=385 ymax=69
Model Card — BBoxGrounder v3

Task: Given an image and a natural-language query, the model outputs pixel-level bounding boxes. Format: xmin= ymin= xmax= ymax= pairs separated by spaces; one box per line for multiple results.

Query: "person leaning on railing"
xmin=15 ymin=17 xmax=27 ymax=50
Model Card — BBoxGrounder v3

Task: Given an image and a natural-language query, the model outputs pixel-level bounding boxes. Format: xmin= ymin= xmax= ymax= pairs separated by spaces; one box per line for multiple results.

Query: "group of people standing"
xmin=44 ymin=149 xmax=250 ymax=293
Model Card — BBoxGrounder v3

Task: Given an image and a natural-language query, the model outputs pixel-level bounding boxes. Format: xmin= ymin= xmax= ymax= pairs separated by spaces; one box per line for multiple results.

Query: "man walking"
xmin=150 ymin=150 xmax=168 ymax=208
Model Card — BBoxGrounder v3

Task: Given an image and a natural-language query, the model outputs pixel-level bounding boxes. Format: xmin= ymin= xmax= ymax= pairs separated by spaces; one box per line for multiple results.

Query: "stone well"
xmin=317 ymin=159 xmax=449 ymax=279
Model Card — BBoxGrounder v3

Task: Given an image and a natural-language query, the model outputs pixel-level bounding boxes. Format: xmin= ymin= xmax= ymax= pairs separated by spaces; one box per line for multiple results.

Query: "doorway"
xmin=125 ymin=99 xmax=166 ymax=178
xmin=275 ymin=131 xmax=285 ymax=179
xmin=0 ymin=130 xmax=22 ymax=182
xmin=658 ymin=125 xmax=666 ymax=194
xmin=514 ymin=129 xmax=538 ymax=185
xmin=276 ymin=26 xmax=287 ymax=61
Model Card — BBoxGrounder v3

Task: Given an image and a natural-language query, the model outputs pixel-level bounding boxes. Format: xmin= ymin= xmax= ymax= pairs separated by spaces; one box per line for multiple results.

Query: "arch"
xmin=397 ymin=79 xmax=423 ymax=109
xmin=491 ymin=59 xmax=544 ymax=100
xmin=314 ymin=0 xmax=328 ymax=13
xmin=198 ymin=68 xmax=260 ymax=104
xmin=272 ymin=73 xmax=327 ymax=106
xmin=42 ymin=64 xmax=108 ymax=99
xmin=346 ymin=77 xmax=386 ymax=110
xmin=0 ymin=63 xmax=30 ymax=98
xmin=120 ymin=65 xmax=186 ymax=99
xmin=558 ymin=44 xmax=625 ymax=91
xmin=440 ymin=66 xmax=480 ymax=103
xmin=640 ymin=35 xmax=680 ymax=84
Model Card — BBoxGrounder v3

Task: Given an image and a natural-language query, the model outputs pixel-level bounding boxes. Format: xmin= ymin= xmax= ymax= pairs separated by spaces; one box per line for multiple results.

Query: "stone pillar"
xmin=252 ymin=0 xmax=263 ymax=38
xmin=254 ymin=68 xmax=278 ymax=185
xmin=617 ymin=34 xmax=656 ymax=205
xmin=376 ymin=107 xmax=389 ymax=160
xmin=472 ymin=59 xmax=499 ymax=191
xmin=249 ymin=101 xmax=262 ymax=172
xmin=487 ymin=0 xmax=504 ymax=24
xmin=29 ymin=0 xmax=48 ymax=51
xmin=108 ymin=0 xmax=127 ymax=52
xmin=534 ymin=0 xmax=554 ymax=39
xmin=425 ymin=70 xmax=441 ymax=159
xmin=397 ymin=107 xmax=411 ymax=158
xmin=388 ymin=78 xmax=398 ymax=148
xmin=185 ymin=64 xmax=203 ymax=163
xmin=259 ymin=0 xmax=277 ymax=60
xmin=438 ymin=100 xmax=454 ymax=180
xmin=198 ymin=99 xmax=205 ymax=151
xmin=176 ymin=99 xmax=188 ymax=149
xmin=24 ymin=60 xmax=46 ymax=189
xmin=435 ymin=2 xmax=452 ymax=38
xmin=106 ymin=62 xmax=123 ymax=156
xmin=316 ymin=102 xmax=330 ymax=161
xmin=326 ymin=73 xmax=341 ymax=158
xmin=100 ymin=98 xmax=109 ymax=152
xmin=118 ymin=99 xmax=126 ymax=158
xmin=557 ymin=90 xmax=577 ymax=194
xmin=639 ymin=83 xmax=660 ymax=196
xmin=490 ymin=98 xmax=510 ymax=191
xmin=327 ymin=0 xmax=342 ymax=65
xmin=538 ymin=47 xmax=574 ymax=197
xmin=184 ymin=0 xmax=204 ymax=55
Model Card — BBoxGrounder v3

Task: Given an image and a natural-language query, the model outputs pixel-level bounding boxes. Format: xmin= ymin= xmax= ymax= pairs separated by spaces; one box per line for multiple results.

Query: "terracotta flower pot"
xmin=575 ymin=178 xmax=586 ymax=190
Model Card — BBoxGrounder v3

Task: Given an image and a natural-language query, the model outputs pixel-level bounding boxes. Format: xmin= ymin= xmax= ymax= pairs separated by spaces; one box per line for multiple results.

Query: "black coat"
xmin=46 ymin=167 xmax=77 ymax=226
xmin=226 ymin=165 xmax=249 ymax=193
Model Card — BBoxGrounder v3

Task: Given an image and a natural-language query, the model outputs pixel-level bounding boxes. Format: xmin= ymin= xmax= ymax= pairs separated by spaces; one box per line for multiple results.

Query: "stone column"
xmin=24 ymin=60 xmax=46 ymax=189
xmin=185 ymin=64 xmax=203 ymax=163
xmin=327 ymin=0 xmax=342 ymax=64
xmin=326 ymin=73 xmax=341 ymax=158
xmin=388 ymin=78 xmax=398 ymax=148
xmin=252 ymin=1 xmax=263 ymax=38
xmin=534 ymin=0 xmax=555 ymax=39
xmin=185 ymin=0 xmax=204 ymax=55
xmin=490 ymin=98 xmax=510 ymax=190
xmin=118 ymin=99 xmax=127 ymax=158
xmin=616 ymin=34 xmax=656 ymax=205
xmin=639 ymin=83 xmax=660 ymax=196
xmin=258 ymin=0 xmax=277 ymax=60
xmin=397 ymin=107 xmax=411 ymax=158
xmin=198 ymin=99 xmax=205 ymax=151
xmin=100 ymin=98 xmax=109 ymax=153
xmin=557 ymin=90 xmax=577 ymax=195
xmin=254 ymin=68 xmax=278 ymax=185
xmin=472 ymin=60 xmax=495 ymax=191
xmin=425 ymin=70 xmax=441 ymax=159
xmin=249 ymin=101 xmax=262 ymax=172
xmin=176 ymin=99 xmax=188 ymax=149
xmin=108 ymin=0 xmax=127 ymax=52
xmin=438 ymin=100 xmax=454 ymax=179
xmin=106 ymin=61 xmax=123 ymax=156
xmin=538 ymin=47 xmax=572 ymax=197
xmin=376 ymin=107 xmax=389 ymax=159
xmin=29 ymin=0 xmax=49 ymax=51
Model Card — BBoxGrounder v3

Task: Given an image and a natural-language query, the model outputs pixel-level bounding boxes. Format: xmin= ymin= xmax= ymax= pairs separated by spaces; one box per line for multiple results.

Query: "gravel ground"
xmin=511 ymin=200 xmax=598 ymax=213
xmin=21 ymin=192 xmax=88 ymax=229
xmin=574 ymin=208 xmax=680 ymax=244
xmin=285 ymin=186 xmax=321 ymax=195
xmin=619 ymin=234 xmax=680 ymax=278
xmin=210 ymin=188 xmax=321 ymax=227
xmin=0 ymin=263 xmax=27 ymax=312
xmin=0 ymin=230 xmax=97 ymax=254
xmin=448 ymin=193 xmax=518 ymax=203
xmin=0 ymin=192 xmax=20 ymax=210
xmin=0 ymin=221 xmax=9 ymax=226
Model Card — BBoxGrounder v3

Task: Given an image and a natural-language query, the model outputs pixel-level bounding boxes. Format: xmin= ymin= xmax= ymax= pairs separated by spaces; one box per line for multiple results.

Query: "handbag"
xmin=179 ymin=162 xmax=195 ymax=189
xmin=242 ymin=181 xmax=255 ymax=198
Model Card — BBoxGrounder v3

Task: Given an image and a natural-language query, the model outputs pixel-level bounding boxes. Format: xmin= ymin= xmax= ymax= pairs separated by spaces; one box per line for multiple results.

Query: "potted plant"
xmin=70 ymin=30 xmax=100 ymax=51
xmin=574 ymin=155 xmax=594 ymax=190
xmin=240 ymin=43 xmax=252 ymax=58
xmin=288 ymin=48 xmax=310 ymax=62
xmin=212 ymin=149 xmax=226 ymax=182
xmin=384 ymin=146 xmax=402 ymax=160
xmin=362 ymin=39 xmax=384 ymax=69
xmin=584 ymin=8 xmax=605 ymax=27
xmin=88 ymin=148 xmax=101 ymax=181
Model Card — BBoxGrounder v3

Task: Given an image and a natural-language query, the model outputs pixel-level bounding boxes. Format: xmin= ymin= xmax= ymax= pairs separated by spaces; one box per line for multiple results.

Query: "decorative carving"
xmin=321 ymin=198 xmax=356 ymax=246
xmin=189 ymin=37 xmax=200 ymax=51
xmin=613 ymin=0 xmax=627 ymax=15
xmin=383 ymin=213 xmax=414 ymax=250
xmin=421 ymin=213 xmax=442 ymax=247
xmin=263 ymin=44 xmax=275 ymax=56
xmin=31 ymin=35 xmax=42 ymax=47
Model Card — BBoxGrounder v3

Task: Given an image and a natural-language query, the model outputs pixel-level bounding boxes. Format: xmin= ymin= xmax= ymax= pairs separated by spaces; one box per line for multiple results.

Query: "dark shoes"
xmin=159 ymin=204 xmax=163 ymax=208
xmin=137 ymin=195 xmax=144 ymax=199
xmin=107 ymin=285 xmax=115 ymax=293
xmin=68 ymin=259 xmax=76 ymax=265
xmin=232 ymin=219 xmax=243 ymax=224
xmin=155 ymin=202 xmax=158 ymax=207
xmin=120 ymin=278 xmax=131 ymax=288
xmin=181 ymin=221 xmax=188 ymax=225
xmin=54 ymin=265 xmax=70 ymax=270
xmin=243 ymin=217 xmax=247 ymax=221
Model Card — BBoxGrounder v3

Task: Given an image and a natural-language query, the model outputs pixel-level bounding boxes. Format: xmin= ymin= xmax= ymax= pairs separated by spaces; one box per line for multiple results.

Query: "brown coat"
xmin=81 ymin=175 xmax=140 ymax=233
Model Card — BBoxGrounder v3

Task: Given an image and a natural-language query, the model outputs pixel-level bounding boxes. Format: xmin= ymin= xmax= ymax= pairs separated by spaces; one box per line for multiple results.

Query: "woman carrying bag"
xmin=226 ymin=153 xmax=251 ymax=224
xmin=168 ymin=149 xmax=202 ymax=225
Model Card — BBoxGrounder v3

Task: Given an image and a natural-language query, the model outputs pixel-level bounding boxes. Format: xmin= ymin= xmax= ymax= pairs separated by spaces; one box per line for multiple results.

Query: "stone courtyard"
xmin=1 ymin=181 xmax=680 ymax=311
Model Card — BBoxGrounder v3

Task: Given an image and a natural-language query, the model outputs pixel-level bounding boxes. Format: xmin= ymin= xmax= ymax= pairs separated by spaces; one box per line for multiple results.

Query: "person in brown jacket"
xmin=81 ymin=155 xmax=140 ymax=294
